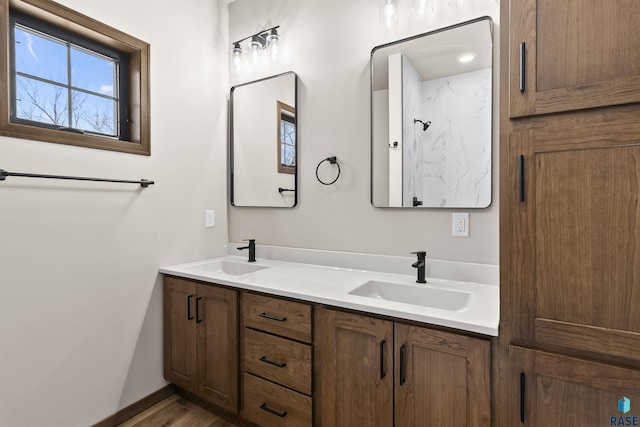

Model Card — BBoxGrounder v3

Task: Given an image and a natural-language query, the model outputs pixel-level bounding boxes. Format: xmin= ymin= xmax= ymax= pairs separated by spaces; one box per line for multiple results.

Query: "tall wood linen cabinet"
xmin=499 ymin=0 xmax=640 ymax=426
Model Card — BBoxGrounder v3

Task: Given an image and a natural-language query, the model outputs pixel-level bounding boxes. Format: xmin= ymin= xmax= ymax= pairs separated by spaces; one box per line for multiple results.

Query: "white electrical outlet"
xmin=452 ymin=212 xmax=469 ymax=237
xmin=205 ymin=210 xmax=215 ymax=228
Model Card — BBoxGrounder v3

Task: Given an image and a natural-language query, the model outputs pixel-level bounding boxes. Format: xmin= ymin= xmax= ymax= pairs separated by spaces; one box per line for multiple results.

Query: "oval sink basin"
xmin=192 ymin=260 xmax=268 ymax=276
xmin=348 ymin=280 xmax=471 ymax=311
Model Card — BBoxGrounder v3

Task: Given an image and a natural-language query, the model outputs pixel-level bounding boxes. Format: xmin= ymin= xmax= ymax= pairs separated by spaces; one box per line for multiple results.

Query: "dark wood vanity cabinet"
xmin=501 ymin=0 xmax=640 ymax=425
xmin=314 ymin=307 xmax=491 ymax=427
xmin=508 ymin=0 xmax=640 ymax=118
xmin=163 ymin=276 xmax=239 ymax=413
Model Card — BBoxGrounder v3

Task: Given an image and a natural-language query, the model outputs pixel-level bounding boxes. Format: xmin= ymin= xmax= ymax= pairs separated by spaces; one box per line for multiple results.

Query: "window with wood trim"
xmin=0 ymin=0 xmax=150 ymax=155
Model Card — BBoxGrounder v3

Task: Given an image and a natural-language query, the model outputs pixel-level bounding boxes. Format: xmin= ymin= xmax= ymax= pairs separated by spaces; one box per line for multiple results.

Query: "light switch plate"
xmin=205 ymin=210 xmax=215 ymax=228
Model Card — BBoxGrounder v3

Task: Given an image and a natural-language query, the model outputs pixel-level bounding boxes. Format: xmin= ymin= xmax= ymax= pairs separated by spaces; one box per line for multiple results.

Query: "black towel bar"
xmin=0 ymin=169 xmax=154 ymax=188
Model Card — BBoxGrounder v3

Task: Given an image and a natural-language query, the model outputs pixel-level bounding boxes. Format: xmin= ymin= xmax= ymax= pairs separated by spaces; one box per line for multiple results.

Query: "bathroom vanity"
xmin=160 ymin=245 xmax=498 ymax=426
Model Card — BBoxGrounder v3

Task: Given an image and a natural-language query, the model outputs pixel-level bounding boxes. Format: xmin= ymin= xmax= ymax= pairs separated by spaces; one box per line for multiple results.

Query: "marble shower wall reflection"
xmin=371 ymin=17 xmax=493 ymax=209
xmin=402 ymin=57 xmax=492 ymax=207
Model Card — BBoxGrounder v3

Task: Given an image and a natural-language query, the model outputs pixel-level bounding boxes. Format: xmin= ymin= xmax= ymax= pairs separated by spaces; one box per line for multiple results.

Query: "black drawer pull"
xmin=259 ymin=356 xmax=287 ymax=368
xmin=187 ymin=295 xmax=194 ymax=320
xmin=259 ymin=312 xmax=287 ymax=322
xmin=260 ymin=403 xmax=287 ymax=418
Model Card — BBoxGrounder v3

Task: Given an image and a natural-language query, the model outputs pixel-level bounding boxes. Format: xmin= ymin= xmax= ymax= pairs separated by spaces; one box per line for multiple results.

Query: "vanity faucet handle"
xmin=410 ymin=251 xmax=426 ymax=258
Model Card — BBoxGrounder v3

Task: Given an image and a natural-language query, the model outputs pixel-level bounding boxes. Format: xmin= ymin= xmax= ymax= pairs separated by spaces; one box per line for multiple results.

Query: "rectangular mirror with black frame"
xmin=371 ymin=17 xmax=493 ymax=208
xmin=230 ymin=72 xmax=298 ymax=207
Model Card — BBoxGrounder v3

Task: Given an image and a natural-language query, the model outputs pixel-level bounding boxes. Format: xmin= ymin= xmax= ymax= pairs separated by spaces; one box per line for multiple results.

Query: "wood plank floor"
xmin=117 ymin=394 xmax=239 ymax=427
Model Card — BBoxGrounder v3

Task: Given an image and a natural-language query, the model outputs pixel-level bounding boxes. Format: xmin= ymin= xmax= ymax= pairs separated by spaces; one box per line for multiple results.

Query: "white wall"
xmin=0 ymin=1 xmax=229 ymax=426
xmin=228 ymin=0 xmax=500 ymax=265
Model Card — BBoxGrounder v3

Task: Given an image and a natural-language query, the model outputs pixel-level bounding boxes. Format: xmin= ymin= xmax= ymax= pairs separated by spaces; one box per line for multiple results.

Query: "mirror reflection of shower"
xmin=414 ymin=119 xmax=431 ymax=131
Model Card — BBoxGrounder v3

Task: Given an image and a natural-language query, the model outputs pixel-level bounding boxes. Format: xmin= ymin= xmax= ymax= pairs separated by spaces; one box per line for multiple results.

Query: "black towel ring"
xmin=316 ymin=156 xmax=341 ymax=186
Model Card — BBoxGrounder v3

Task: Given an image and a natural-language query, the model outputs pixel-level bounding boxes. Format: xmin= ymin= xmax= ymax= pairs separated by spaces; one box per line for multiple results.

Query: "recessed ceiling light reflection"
xmin=457 ymin=53 xmax=477 ymax=63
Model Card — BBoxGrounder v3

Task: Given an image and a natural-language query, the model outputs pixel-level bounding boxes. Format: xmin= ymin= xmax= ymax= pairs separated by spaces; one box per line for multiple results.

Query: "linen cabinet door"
xmin=163 ymin=276 xmax=197 ymax=392
xmin=511 ymin=346 xmax=640 ymax=425
xmin=314 ymin=307 xmax=393 ymax=427
xmin=394 ymin=323 xmax=491 ymax=427
xmin=509 ymin=0 xmax=640 ymax=118
xmin=528 ymin=126 xmax=640 ymax=358
xmin=196 ymin=284 xmax=239 ymax=413
xmin=508 ymin=109 xmax=640 ymax=360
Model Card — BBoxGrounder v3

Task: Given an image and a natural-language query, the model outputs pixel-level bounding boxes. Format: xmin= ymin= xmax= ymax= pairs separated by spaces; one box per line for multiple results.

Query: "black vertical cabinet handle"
xmin=520 ymin=372 xmax=526 ymax=423
xmin=399 ymin=344 xmax=406 ymax=386
xmin=380 ymin=340 xmax=386 ymax=379
xmin=196 ymin=297 xmax=203 ymax=323
xmin=519 ymin=155 xmax=526 ymax=202
xmin=519 ymin=42 xmax=526 ymax=93
xmin=260 ymin=403 xmax=287 ymax=418
xmin=187 ymin=295 xmax=194 ymax=320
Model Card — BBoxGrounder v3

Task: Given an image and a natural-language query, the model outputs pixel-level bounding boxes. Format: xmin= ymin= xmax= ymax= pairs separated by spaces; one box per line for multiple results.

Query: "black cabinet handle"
xmin=187 ymin=295 xmax=194 ymax=320
xmin=196 ymin=297 xmax=202 ymax=323
xmin=519 ymin=155 xmax=525 ymax=202
xmin=260 ymin=403 xmax=287 ymax=418
xmin=520 ymin=372 xmax=526 ymax=423
xmin=399 ymin=344 xmax=406 ymax=386
xmin=259 ymin=312 xmax=287 ymax=322
xmin=380 ymin=340 xmax=386 ymax=379
xmin=259 ymin=356 xmax=287 ymax=368
xmin=519 ymin=42 xmax=526 ymax=93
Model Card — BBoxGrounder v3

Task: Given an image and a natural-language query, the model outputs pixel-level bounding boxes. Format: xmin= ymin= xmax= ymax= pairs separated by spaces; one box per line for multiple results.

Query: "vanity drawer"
xmin=242 ymin=293 xmax=312 ymax=343
xmin=244 ymin=328 xmax=312 ymax=395
xmin=242 ymin=373 xmax=312 ymax=427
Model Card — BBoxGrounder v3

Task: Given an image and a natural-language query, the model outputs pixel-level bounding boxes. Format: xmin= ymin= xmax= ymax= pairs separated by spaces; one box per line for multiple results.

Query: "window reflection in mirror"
xmin=371 ymin=17 xmax=493 ymax=208
xmin=230 ymin=72 xmax=298 ymax=207
xmin=277 ymin=101 xmax=295 ymax=174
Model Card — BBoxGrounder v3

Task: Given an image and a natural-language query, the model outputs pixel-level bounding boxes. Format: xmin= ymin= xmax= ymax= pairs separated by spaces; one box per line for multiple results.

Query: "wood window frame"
xmin=0 ymin=0 xmax=151 ymax=155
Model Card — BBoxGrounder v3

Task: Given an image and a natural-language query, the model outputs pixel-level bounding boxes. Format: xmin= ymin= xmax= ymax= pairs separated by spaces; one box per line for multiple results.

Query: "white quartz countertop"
xmin=160 ymin=248 xmax=498 ymax=336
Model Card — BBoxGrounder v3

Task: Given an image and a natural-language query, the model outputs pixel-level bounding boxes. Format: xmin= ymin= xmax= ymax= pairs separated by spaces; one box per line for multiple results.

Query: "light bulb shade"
xmin=380 ymin=0 xmax=398 ymax=28
xmin=266 ymin=29 xmax=280 ymax=61
xmin=249 ymin=35 xmax=264 ymax=50
xmin=266 ymin=29 xmax=279 ymax=43
xmin=231 ymin=43 xmax=243 ymax=74
xmin=249 ymin=42 xmax=262 ymax=67
xmin=413 ymin=0 xmax=433 ymax=17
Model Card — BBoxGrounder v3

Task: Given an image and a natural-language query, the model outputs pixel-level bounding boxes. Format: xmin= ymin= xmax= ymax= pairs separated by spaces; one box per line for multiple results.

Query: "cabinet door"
xmin=511 ymin=346 xmax=640 ymax=425
xmin=196 ymin=284 xmax=238 ymax=413
xmin=509 ymin=0 xmax=640 ymax=117
xmin=163 ymin=277 xmax=197 ymax=392
xmin=314 ymin=307 xmax=393 ymax=427
xmin=510 ymin=112 xmax=640 ymax=358
xmin=395 ymin=324 xmax=491 ymax=427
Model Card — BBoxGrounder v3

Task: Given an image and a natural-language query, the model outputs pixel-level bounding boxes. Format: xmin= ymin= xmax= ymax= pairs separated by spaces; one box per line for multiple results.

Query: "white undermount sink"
xmin=191 ymin=260 xmax=268 ymax=276
xmin=348 ymin=280 xmax=471 ymax=311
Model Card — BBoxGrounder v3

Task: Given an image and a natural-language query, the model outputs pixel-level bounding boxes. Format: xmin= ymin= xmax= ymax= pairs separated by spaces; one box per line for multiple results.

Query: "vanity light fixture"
xmin=230 ymin=25 xmax=281 ymax=74
xmin=457 ymin=52 xmax=477 ymax=63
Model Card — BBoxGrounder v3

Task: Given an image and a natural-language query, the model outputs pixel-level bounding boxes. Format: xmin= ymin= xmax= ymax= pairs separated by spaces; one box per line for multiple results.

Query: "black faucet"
xmin=238 ymin=239 xmax=256 ymax=262
xmin=411 ymin=251 xmax=426 ymax=283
